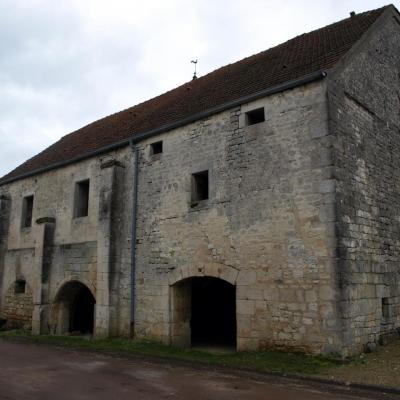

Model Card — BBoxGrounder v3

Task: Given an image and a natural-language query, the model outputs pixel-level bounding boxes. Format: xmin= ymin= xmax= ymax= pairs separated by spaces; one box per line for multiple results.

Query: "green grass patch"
xmin=0 ymin=330 xmax=340 ymax=375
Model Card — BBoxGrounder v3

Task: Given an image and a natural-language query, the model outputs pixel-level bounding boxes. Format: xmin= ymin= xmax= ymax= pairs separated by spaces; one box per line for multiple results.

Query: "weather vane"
xmin=191 ymin=59 xmax=198 ymax=80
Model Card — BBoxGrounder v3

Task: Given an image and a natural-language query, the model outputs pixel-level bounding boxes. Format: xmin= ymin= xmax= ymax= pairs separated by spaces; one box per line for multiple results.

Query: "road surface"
xmin=0 ymin=340 xmax=397 ymax=400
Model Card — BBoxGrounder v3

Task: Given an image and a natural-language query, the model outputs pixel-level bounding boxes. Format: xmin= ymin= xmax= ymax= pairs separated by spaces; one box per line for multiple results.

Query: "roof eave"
xmin=0 ymin=69 xmax=327 ymax=187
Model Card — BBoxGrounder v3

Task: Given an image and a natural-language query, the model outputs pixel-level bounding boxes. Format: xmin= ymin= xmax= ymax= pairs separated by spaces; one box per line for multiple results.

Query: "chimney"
xmin=350 ymin=11 xmax=356 ymax=18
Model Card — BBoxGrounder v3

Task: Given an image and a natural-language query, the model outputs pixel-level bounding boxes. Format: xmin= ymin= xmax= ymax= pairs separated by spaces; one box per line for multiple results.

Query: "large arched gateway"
xmin=171 ymin=277 xmax=236 ymax=349
xmin=51 ymin=281 xmax=96 ymax=335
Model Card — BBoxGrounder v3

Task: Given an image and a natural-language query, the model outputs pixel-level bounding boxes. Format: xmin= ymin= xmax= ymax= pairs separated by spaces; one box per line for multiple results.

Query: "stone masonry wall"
xmin=134 ymin=80 xmax=341 ymax=354
xmin=1 ymin=248 xmax=35 ymax=327
xmin=2 ymin=281 xmax=33 ymax=329
xmin=328 ymin=10 xmax=400 ymax=355
xmin=48 ymin=242 xmax=98 ymax=295
xmin=0 ymin=147 xmax=134 ymax=337
xmin=0 ymin=194 xmax=11 ymax=310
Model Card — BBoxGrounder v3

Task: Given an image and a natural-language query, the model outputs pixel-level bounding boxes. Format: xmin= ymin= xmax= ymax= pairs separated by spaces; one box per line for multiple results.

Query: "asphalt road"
xmin=0 ymin=340 xmax=398 ymax=400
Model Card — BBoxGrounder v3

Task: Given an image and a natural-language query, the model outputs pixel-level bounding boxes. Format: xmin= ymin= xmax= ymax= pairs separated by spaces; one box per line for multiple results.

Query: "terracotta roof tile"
xmin=0 ymin=6 xmax=388 ymax=184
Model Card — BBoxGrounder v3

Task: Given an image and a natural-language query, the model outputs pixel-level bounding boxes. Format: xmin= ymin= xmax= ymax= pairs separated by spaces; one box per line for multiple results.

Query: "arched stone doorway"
xmin=171 ymin=277 xmax=236 ymax=349
xmin=51 ymin=281 xmax=96 ymax=335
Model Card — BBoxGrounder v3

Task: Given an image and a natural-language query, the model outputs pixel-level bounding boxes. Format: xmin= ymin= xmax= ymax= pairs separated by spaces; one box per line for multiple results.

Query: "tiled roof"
xmin=0 ymin=6 xmax=388 ymax=184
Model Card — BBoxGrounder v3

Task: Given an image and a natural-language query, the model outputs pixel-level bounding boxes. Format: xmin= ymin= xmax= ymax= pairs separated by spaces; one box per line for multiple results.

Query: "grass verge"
xmin=0 ymin=330 xmax=339 ymax=375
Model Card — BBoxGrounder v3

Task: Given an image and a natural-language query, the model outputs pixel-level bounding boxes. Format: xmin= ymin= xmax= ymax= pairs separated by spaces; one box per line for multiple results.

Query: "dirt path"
xmin=0 ymin=340 xmax=395 ymax=400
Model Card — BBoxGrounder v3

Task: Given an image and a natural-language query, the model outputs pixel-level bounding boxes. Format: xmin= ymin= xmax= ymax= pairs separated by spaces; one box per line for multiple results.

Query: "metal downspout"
xmin=130 ymin=140 xmax=139 ymax=337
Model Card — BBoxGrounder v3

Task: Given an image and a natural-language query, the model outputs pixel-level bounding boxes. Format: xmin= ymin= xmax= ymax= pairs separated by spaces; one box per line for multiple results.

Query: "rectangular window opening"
xmin=15 ymin=280 xmax=26 ymax=294
xmin=191 ymin=170 xmax=209 ymax=203
xmin=245 ymin=107 xmax=265 ymax=126
xmin=21 ymin=195 xmax=34 ymax=228
xmin=74 ymin=180 xmax=90 ymax=218
xmin=150 ymin=141 xmax=163 ymax=155
xmin=382 ymin=297 xmax=390 ymax=319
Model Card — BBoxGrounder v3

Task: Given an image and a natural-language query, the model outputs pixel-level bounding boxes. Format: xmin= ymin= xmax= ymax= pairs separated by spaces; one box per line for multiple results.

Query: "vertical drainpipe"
xmin=130 ymin=140 xmax=139 ymax=337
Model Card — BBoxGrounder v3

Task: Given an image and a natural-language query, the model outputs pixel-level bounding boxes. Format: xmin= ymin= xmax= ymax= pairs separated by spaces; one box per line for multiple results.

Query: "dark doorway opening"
xmin=191 ymin=277 xmax=236 ymax=347
xmin=52 ymin=281 xmax=96 ymax=335
xmin=70 ymin=285 xmax=95 ymax=334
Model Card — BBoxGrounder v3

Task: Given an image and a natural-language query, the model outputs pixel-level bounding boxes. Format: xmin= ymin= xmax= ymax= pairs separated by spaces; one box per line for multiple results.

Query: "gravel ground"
xmin=324 ymin=340 xmax=400 ymax=388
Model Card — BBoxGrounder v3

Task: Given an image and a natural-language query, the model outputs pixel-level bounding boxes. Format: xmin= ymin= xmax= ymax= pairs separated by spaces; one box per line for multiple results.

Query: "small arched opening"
xmin=171 ymin=277 xmax=236 ymax=349
xmin=52 ymin=281 xmax=95 ymax=335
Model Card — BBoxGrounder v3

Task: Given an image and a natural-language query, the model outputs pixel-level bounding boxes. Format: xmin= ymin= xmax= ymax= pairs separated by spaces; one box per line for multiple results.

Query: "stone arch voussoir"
xmin=168 ymin=263 xmax=239 ymax=286
xmin=53 ymin=276 xmax=96 ymax=302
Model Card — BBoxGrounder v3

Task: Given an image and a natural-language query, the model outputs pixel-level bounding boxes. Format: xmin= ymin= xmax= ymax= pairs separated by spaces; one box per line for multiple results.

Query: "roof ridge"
xmin=57 ymin=5 xmax=391 ymax=141
xmin=0 ymin=5 xmax=388 ymax=184
xmin=207 ymin=6 xmax=388 ymax=65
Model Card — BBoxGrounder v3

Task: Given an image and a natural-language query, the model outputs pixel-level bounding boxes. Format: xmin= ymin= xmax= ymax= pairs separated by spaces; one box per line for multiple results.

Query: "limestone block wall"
xmin=0 ymin=248 xmax=35 ymax=328
xmin=47 ymin=242 xmax=98 ymax=299
xmin=134 ymin=80 xmax=341 ymax=354
xmin=0 ymin=147 xmax=134 ymax=337
xmin=2 ymin=280 xmax=33 ymax=329
xmin=328 ymin=10 xmax=400 ymax=355
xmin=0 ymin=194 xmax=11 ymax=309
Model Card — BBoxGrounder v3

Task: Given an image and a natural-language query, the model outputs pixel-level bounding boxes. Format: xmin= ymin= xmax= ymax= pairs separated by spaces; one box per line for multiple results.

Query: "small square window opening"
xmin=245 ymin=107 xmax=265 ymax=126
xmin=191 ymin=171 xmax=209 ymax=203
xmin=74 ymin=180 xmax=90 ymax=218
xmin=21 ymin=195 xmax=34 ymax=228
xmin=150 ymin=141 xmax=163 ymax=155
xmin=15 ymin=280 xmax=26 ymax=294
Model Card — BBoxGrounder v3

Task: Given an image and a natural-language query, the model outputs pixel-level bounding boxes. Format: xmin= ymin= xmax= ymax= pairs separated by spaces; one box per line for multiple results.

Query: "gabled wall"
xmin=328 ymin=7 xmax=400 ymax=355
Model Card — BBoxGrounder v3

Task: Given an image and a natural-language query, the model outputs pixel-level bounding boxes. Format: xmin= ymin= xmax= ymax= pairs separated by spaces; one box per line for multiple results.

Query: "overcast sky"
xmin=0 ymin=0 xmax=398 ymax=177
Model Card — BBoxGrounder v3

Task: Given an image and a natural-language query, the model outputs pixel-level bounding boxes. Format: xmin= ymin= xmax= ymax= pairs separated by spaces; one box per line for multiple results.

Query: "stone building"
xmin=0 ymin=5 xmax=399 ymax=356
